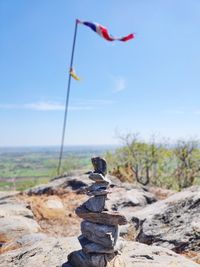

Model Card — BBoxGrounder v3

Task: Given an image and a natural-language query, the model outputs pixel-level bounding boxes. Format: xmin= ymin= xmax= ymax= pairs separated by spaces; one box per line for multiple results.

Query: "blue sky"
xmin=0 ymin=0 xmax=200 ymax=146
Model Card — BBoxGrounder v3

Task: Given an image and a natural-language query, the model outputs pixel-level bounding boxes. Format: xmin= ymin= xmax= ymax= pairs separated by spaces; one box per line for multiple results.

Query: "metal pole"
xmin=57 ymin=20 xmax=78 ymax=175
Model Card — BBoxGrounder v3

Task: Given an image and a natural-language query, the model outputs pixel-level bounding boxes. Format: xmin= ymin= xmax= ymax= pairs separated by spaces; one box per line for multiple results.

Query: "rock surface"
xmin=0 ymin=236 xmax=199 ymax=267
xmin=121 ymin=240 xmax=200 ymax=267
xmin=0 ymin=216 xmax=40 ymax=243
xmin=1 ymin=233 xmax=47 ymax=253
xmin=0 ymin=192 xmax=40 ymax=244
xmin=106 ymin=186 xmax=157 ymax=220
xmin=1 ymin=176 xmax=200 ymax=265
xmin=26 ymin=172 xmax=91 ymax=195
xmin=131 ymin=186 xmax=200 ymax=253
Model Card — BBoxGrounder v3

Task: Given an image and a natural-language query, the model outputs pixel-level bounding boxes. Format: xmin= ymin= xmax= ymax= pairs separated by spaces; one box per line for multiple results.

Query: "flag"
xmin=70 ymin=68 xmax=80 ymax=81
xmin=77 ymin=19 xmax=134 ymax=42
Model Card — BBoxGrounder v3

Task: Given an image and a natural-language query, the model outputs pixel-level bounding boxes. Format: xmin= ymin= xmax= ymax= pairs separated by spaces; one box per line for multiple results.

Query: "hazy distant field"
xmin=0 ymin=146 xmax=116 ymax=191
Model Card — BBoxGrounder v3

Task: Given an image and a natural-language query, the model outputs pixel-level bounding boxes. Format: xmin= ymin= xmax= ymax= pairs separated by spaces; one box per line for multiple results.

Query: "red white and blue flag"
xmin=77 ymin=19 xmax=135 ymax=42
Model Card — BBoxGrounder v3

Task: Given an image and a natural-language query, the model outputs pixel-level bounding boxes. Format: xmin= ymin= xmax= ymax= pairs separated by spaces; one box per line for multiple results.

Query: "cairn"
xmin=68 ymin=157 xmax=127 ymax=267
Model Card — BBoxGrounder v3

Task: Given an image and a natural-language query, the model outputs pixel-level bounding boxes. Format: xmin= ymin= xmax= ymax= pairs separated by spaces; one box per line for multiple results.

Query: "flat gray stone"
xmin=68 ymin=249 xmax=119 ymax=267
xmin=76 ymin=205 xmax=127 ymax=226
xmin=88 ymin=190 xmax=109 ymax=196
xmin=87 ymin=183 xmax=110 ymax=196
xmin=78 ymin=235 xmax=115 ymax=254
xmin=89 ymin=173 xmax=111 ymax=185
xmin=81 ymin=221 xmax=118 ymax=248
xmin=88 ymin=183 xmax=108 ymax=190
xmin=68 ymin=250 xmax=90 ymax=267
xmin=85 ymin=195 xmax=106 ymax=212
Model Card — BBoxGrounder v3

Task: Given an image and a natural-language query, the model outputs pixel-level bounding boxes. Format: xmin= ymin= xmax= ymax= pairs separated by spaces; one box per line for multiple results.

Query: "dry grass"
xmin=18 ymin=191 xmax=87 ymax=237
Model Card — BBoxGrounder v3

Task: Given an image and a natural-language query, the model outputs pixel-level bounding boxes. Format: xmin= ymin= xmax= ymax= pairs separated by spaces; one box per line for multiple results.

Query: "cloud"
xmin=0 ymin=99 xmax=114 ymax=112
xmin=0 ymin=102 xmax=64 ymax=111
xmin=24 ymin=102 xmax=64 ymax=111
xmin=113 ymin=76 xmax=126 ymax=92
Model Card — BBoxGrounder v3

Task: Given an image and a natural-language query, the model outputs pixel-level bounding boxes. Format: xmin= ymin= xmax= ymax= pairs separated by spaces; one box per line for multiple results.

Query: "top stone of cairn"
xmin=91 ymin=157 xmax=107 ymax=176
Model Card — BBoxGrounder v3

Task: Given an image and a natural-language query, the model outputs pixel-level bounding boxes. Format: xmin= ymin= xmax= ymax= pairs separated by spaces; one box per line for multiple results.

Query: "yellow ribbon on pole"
xmin=70 ymin=68 xmax=80 ymax=81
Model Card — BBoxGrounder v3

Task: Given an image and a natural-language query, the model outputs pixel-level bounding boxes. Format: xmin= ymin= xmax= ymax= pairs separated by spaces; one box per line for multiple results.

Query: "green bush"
xmin=105 ymin=134 xmax=200 ymax=190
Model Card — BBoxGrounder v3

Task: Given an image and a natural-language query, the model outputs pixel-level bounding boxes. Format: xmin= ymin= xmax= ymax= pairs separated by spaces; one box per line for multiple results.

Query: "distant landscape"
xmin=0 ymin=145 xmax=116 ymax=191
xmin=1 ymin=136 xmax=200 ymax=192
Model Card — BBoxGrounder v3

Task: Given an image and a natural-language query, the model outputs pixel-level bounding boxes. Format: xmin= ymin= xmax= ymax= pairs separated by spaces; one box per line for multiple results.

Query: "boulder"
xmin=0 ymin=236 xmax=80 ymax=267
xmin=0 ymin=191 xmax=41 ymax=244
xmin=106 ymin=186 xmax=157 ymax=220
xmin=0 ymin=191 xmax=19 ymax=203
xmin=131 ymin=186 xmax=200 ymax=253
xmin=27 ymin=172 xmax=90 ymax=195
xmin=0 ymin=216 xmax=40 ymax=243
xmin=0 ymin=203 xmax=34 ymax=218
xmin=122 ymin=240 xmax=200 ymax=267
xmin=1 ymin=233 xmax=47 ymax=253
xmin=32 ymin=196 xmax=66 ymax=219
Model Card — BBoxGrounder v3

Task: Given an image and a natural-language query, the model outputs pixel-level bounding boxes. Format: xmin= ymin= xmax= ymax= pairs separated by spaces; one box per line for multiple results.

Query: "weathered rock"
xmin=0 ymin=191 xmax=41 ymax=245
xmin=106 ymin=187 xmax=157 ymax=220
xmin=81 ymin=221 xmax=118 ymax=248
xmin=0 ymin=236 xmax=80 ymax=267
xmin=0 ymin=216 xmax=41 ymax=243
xmin=122 ymin=240 xmax=200 ymax=267
xmin=76 ymin=205 xmax=127 ymax=225
xmin=85 ymin=195 xmax=106 ymax=212
xmin=26 ymin=172 xmax=90 ymax=195
xmin=28 ymin=195 xmax=66 ymax=220
xmin=45 ymin=197 xmax=64 ymax=209
xmin=0 ymin=203 xmax=34 ymax=218
xmin=1 ymin=233 xmax=47 ymax=253
xmin=0 ymin=191 xmax=19 ymax=204
xmin=131 ymin=186 xmax=200 ymax=253
xmin=1 ymin=236 xmax=199 ymax=267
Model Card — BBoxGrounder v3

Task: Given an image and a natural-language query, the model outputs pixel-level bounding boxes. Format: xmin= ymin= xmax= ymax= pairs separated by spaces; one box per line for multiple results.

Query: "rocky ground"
xmin=0 ymin=172 xmax=199 ymax=266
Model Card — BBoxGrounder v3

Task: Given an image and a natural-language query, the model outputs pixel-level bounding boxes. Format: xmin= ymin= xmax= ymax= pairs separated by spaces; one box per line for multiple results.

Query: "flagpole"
xmin=57 ymin=20 xmax=78 ymax=175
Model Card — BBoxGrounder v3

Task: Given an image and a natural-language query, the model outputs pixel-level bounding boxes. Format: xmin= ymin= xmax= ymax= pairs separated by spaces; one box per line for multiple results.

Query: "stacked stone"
xmin=68 ymin=157 xmax=127 ymax=267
